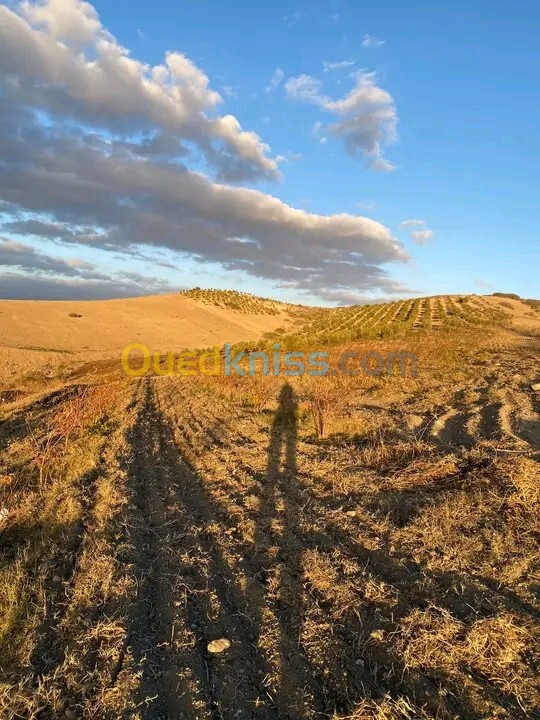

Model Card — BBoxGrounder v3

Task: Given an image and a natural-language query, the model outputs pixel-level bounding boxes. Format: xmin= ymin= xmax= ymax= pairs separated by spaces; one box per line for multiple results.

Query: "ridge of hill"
xmin=180 ymin=288 xmax=304 ymax=315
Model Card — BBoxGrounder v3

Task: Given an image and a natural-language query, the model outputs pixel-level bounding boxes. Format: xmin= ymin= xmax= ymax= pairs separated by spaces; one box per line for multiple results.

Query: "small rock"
xmin=531 ymin=383 xmax=540 ymax=392
xmin=355 ymin=658 xmax=365 ymax=667
xmin=207 ymin=638 xmax=231 ymax=654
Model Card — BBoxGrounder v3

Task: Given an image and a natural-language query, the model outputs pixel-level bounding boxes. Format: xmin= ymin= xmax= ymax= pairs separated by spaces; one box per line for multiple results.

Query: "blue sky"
xmin=0 ymin=0 xmax=538 ymax=302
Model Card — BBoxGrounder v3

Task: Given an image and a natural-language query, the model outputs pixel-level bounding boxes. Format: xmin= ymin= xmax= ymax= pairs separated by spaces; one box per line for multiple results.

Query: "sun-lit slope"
xmin=275 ymin=295 xmax=510 ymax=347
xmin=0 ymin=292 xmax=298 ymax=355
xmin=180 ymin=288 xmax=301 ymax=315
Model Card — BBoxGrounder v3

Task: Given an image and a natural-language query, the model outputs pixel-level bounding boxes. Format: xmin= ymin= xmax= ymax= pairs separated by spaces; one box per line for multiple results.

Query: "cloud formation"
xmin=399 ymin=220 xmax=435 ymax=244
xmin=0 ymin=0 xmax=409 ymax=301
xmin=285 ymin=71 xmax=397 ymax=170
xmin=0 ymin=237 xmax=100 ymax=278
xmin=0 ymin=0 xmax=278 ymax=182
xmin=0 ymin=236 xmax=174 ymax=298
xmin=323 ymin=60 xmax=355 ymax=72
xmin=0 ymin=272 xmax=176 ymax=300
xmin=265 ymin=67 xmax=284 ymax=92
xmin=362 ymin=33 xmax=385 ymax=48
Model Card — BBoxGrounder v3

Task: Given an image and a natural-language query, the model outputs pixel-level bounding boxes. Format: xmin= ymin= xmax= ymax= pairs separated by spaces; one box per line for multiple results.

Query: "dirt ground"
xmin=0 ymin=298 xmax=539 ymax=719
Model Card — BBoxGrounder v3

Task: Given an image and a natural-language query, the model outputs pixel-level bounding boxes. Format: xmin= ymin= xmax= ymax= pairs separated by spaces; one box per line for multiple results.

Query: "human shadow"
xmin=121 ymin=378 xmax=534 ymax=720
xmin=252 ymin=383 xmax=324 ymax=716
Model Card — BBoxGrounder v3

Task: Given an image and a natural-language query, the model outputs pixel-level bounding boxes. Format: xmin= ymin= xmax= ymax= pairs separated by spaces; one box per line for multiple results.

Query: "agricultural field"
xmin=0 ymin=292 xmax=539 ymax=720
xmin=267 ymin=295 xmax=510 ymax=348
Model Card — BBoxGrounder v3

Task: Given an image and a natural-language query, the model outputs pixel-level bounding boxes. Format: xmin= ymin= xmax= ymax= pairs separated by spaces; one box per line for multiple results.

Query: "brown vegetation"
xmin=0 ymin=292 xmax=538 ymax=719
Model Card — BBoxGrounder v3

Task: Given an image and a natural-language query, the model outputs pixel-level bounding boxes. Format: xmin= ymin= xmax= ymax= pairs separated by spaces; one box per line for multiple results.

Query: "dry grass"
xmin=0 ymin=296 xmax=538 ymax=719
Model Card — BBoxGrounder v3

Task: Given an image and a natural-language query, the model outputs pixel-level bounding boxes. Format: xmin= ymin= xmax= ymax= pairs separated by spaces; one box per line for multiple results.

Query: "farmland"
xmin=268 ymin=295 xmax=509 ymax=347
xmin=0 ymin=291 xmax=539 ymax=720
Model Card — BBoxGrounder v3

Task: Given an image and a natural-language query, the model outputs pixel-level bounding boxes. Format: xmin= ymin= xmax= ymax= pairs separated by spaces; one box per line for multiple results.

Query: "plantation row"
xmin=273 ymin=295 xmax=508 ymax=347
xmin=181 ymin=288 xmax=290 ymax=315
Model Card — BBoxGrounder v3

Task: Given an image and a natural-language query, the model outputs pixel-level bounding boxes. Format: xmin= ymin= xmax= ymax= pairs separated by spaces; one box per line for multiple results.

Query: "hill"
xmin=180 ymin=288 xmax=300 ymax=315
xmin=269 ymin=294 xmax=510 ymax=347
xmin=1 ymin=289 xmax=538 ymax=386
xmin=0 ymin=291 xmax=303 ymax=384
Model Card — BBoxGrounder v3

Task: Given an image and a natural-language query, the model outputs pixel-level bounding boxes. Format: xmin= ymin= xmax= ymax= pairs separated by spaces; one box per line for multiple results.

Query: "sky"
xmin=0 ymin=0 xmax=538 ymax=304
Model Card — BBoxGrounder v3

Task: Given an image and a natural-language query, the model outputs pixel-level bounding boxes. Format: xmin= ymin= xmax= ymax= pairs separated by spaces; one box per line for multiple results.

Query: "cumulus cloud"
xmin=0 ymin=0 xmax=409 ymax=302
xmin=399 ymin=220 xmax=434 ymax=244
xmin=285 ymin=71 xmax=397 ymax=170
xmin=265 ymin=67 xmax=284 ymax=92
xmin=0 ymin=0 xmax=278 ymax=181
xmin=362 ymin=33 xmax=385 ymax=48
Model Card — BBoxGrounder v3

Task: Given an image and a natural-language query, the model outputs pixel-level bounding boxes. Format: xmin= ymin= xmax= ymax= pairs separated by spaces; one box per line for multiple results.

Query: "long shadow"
xmin=123 ymin=380 xmax=285 ymax=719
xmin=0 ymin=385 xmax=83 ymax=453
xmin=253 ymin=384 xmax=326 ymax=716
xmin=126 ymin=378 xmax=535 ymax=720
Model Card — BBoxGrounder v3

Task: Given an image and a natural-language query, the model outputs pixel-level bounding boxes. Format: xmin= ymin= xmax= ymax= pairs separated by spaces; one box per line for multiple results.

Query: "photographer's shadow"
xmin=253 ymin=383 xmax=323 ymax=715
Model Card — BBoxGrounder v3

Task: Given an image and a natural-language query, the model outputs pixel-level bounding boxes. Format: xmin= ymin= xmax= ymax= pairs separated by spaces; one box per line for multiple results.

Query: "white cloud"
xmin=323 ymin=60 xmax=354 ymax=72
xmin=21 ymin=0 xmax=102 ymax=47
xmin=275 ymin=151 xmax=302 ymax=164
xmin=0 ymin=0 xmax=278 ymax=181
xmin=399 ymin=219 xmax=426 ymax=228
xmin=410 ymin=229 xmax=434 ymax=243
xmin=0 ymin=0 xmax=410 ymax=301
xmin=265 ymin=67 xmax=284 ymax=92
xmin=285 ymin=71 xmax=397 ymax=170
xmin=399 ymin=220 xmax=434 ymax=244
xmin=0 ymin=103 xmax=409 ymax=298
xmin=362 ymin=33 xmax=385 ymax=48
